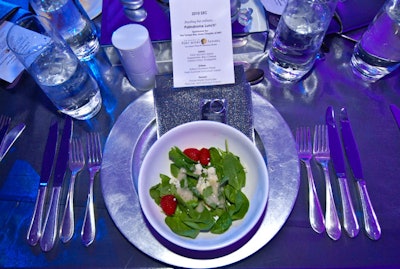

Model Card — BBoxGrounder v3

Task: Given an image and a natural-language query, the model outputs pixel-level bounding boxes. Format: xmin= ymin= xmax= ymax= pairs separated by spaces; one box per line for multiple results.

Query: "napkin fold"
xmin=0 ymin=0 xmax=30 ymax=23
xmin=153 ymin=66 xmax=254 ymax=140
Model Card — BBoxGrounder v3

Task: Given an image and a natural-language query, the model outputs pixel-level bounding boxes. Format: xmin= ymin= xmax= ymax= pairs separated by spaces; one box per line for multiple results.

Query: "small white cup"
xmin=112 ymin=24 xmax=158 ymax=90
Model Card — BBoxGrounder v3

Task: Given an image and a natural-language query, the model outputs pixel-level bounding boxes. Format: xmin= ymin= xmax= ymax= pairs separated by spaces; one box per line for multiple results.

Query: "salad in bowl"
xmin=138 ymin=121 xmax=269 ymax=251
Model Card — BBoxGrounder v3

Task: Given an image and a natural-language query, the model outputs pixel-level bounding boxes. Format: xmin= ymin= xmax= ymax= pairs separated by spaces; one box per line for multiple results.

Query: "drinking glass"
xmin=350 ymin=0 xmax=400 ymax=83
xmin=30 ymin=0 xmax=100 ymax=61
xmin=6 ymin=15 xmax=102 ymax=120
xmin=267 ymin=0 xmax=338 ymax=83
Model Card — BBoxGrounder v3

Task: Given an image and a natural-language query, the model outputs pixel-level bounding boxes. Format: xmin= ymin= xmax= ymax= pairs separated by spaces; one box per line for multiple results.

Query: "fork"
xmin=0 ymin=115 xmax=11 ymax=146
xmin=81 ymin=132 xmax=102 ymax=246
xmin=296 ymin=127 xmax=325 ymax=234
xmin=60 ymin=138 xmax=85 ymax=243
xmin=313 ymin=125 xmax=342 ymax=240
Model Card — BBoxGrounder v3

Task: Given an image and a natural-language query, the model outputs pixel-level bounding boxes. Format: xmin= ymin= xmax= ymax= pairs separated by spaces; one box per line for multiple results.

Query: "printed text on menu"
xmin=169 ymin=0 xmax=235 ymax=88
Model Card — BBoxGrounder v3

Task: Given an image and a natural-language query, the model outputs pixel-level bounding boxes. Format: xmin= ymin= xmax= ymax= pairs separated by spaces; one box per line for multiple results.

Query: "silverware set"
xmin=326 ymin=107 xmax=359 ymax=238
xmin=27 ymin=117 xmax=103 ymax=251
xmin=296 ymin=107 xmax=381 ymax=241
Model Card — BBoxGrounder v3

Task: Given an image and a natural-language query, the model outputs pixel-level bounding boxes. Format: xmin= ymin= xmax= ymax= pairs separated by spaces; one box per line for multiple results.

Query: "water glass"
xmin=350 ymin=0 xmax=400 ymax=83
xmin=30 ymin=0 xmax=100 ymax=61
xmin=268 ymin=0 xmax=338 ymax=83
xmin=6 ymin=15 xmax=102 ymax=120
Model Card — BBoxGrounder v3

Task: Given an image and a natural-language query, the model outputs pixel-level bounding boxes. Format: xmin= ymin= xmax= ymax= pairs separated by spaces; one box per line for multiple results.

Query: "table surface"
xmin=1 ymin=7 xmax=400 ymax=269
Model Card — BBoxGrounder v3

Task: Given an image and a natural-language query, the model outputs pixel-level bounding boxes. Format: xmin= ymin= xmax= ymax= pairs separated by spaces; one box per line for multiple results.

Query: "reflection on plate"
xmin=101 ymin=91 xmax=299 ymax=268
xmin=79 ymin=0 xmax=102 ymax=19
xmin=138 ymin=121 xmax=269 ymax=251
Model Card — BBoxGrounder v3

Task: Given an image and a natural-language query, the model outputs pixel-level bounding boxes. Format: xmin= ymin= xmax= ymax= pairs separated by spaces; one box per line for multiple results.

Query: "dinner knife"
xmin=26 ymin=121 xmax=58 ymax=246
xmin=0 ymin=123 xmax=26 ymax=162
xmin=40 ymin=117 xmax=73 ymax=251
xmin=326 ymin=106 xmax=359 ymax=238
xmin=339 ymin=108 xmax=381 ymax=240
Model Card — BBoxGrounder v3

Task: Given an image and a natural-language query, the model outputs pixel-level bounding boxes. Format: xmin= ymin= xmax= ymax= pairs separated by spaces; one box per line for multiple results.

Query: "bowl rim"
xmin=137 ymin=120 xmax=269 ymax=251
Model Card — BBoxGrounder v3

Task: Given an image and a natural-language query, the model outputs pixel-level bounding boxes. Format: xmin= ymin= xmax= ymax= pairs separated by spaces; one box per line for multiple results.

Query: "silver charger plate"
xmin=101 ymin=90 xmax=300 ymax=268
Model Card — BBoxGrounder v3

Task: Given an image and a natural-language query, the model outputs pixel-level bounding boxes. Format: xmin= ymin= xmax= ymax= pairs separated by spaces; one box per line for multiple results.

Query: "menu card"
xmin=169 ymin=0 xmax=235 ymax=88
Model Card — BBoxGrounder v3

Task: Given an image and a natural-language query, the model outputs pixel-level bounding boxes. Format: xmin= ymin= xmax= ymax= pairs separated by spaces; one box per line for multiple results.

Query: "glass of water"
xmin=6 ymin=15 xmax=102 ymax=120
xmin=30 ymin=0 xmax=100 ymax=61
xmin=351 ymin=0 xmax=400 ymax=83
xmin=267 ymin=0 xmax=338 ymax=83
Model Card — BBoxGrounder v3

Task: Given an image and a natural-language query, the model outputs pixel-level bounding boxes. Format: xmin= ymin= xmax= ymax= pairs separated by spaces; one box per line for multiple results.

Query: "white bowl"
xmin=138 ymin=121 xmax=269 ymax=251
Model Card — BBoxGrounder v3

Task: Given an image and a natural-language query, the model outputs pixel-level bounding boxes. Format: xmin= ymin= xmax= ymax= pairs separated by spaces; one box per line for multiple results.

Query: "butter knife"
xmin=339 ymin=108 xmax=381 ymax=240
xmin=26 ymin=121 xmax=58 ymax=246
xmin=0 ymin=123 xmax=26 ymax=162
xmin=326 ymin=107 xmax=359 ymax=238
xmin=40 ymin=117 xmax=73 ymax=252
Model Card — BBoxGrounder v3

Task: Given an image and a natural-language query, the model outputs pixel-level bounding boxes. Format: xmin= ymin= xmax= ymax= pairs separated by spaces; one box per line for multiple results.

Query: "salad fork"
xmin=313 ymin=124 xmax=341 ymax=240
xmin=81 ymin=132 xmax=102 ymax=247
xmin=296 ymin=127 xmax=325 ymax=234
xmin=60 ymin=138 xmax=85 ymax=243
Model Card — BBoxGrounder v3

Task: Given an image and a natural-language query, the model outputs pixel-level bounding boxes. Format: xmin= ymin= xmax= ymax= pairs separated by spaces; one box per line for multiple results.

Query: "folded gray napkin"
xmin=153 ymin=66 xmax=254 ymax=140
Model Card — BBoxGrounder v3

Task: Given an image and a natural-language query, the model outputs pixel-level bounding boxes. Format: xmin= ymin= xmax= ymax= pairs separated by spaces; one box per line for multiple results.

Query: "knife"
xmin=40 ymin=117 xmax=73 ymax=252
xmin=0 ymin=123 xmax=26 ymax=162
xmin=339 ymin=108 xmax=381 ymax=240
xmin=326 ymin=106 xmax=359 ymax=238
xmin=26 ymin=121 xmax=58 ymax=246
xmin=0 ymin=117 xmax=11 ymax=149
xmin=390 ymin=104 xmax=400 ymax=130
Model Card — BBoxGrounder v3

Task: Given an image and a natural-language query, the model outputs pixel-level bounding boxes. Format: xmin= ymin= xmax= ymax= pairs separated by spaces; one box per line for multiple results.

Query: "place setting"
xmin=99 ymin=0 xmax=300 ymax=267
xmin=1 ymin=0 xmax=400 ymax=267
xmin=99 ymin=0 xmax=395 ymax=265
xmin=100 ymin=87 xmax=299 ymax=268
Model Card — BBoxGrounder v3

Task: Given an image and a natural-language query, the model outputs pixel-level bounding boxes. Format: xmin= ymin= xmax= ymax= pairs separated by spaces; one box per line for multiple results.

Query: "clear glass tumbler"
xmin=7 ymin=15 xmax=102 ymax=120
xmin=267 ymin=0 xmax=338 ymax=83
xmin=350 ymin=0 xmax=400 ymax=83
xmin=30 ymin=0 xmax=100 ymax=61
